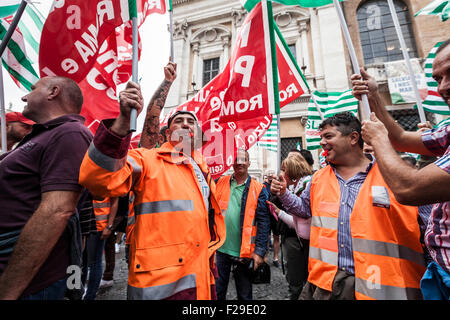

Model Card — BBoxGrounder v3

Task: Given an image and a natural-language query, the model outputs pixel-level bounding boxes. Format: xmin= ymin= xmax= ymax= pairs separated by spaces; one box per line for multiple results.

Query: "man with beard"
xmin=79 ymin=82 xmax=225 ymax=300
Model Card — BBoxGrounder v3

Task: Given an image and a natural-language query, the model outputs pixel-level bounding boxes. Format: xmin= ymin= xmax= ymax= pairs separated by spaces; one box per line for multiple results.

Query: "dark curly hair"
xmin=319 ymin=112 xmax=364 ymax=149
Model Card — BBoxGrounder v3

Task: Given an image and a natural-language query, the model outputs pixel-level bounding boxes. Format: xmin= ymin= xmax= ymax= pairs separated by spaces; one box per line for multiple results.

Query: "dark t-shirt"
xmin=0 ymin=114 xmax=92 ymax=297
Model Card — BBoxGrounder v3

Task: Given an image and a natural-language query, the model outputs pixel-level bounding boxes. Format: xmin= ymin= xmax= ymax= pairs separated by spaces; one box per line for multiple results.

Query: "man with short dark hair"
xmin=79 ymin=83 xmax=226 ymax=300
xmin=0 ymin=76 xmax=92 ymax=300
xmin=352 ymin=38 xmax=450 ymax=299
xmin=271 ymin=112 xmax=426 ymax=300
xmin=3 ymin=112 xmax=34 ymax=151
xmin=214 ymin=148 xmax=270 ymax=300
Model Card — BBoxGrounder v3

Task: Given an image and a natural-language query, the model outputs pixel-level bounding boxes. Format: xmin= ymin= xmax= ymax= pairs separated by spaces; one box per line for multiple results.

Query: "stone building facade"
xmin=165 ymin=0 xmax=450 ymax=179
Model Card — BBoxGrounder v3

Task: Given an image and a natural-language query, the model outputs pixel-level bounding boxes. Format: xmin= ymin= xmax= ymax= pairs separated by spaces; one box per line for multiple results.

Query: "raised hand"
xmin=351 ymin=68 xmax=378 ymax=100
xmin=111 ymin=81 xmax=144 ymax=136
xmin=164 ymin=61 xmax=177 ymax=83
xmin=270 ymin=174 xmax=287 ymax=196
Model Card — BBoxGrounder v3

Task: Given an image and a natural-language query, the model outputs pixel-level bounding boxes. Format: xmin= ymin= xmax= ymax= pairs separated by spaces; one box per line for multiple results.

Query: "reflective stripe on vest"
xmin=355 ymin=278 xmax=423 ymax=300
xmin=352 ymin=238 xmax=426 ymax=267
xmin=127 ymin=155 xmax=142 ymax=187
xmin=127 ymin=273 xmax=196 ymax=300
xmin=93 ymin=199 xmax=111 ymax=231
xmin=88 ymin=142 xmax=126 ymax=172
xmin=311 ymin=216 xmax=338 ymax=230
xmin=95 ymin=214 xmax=109 ymax=222
xmin=93 ymin=202 xmax=110 ymax=209
xmin=309 ymin=163 xmax=425 ymax=299
xmin=134 ymin=200 xmax=194 ymax=216
xmin=309 ymin=246 xmax=338 ymax=266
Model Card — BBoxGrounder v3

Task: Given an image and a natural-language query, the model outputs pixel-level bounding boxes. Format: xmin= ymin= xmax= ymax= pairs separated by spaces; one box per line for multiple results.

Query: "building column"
xmin=309 ymin=8 xmax=325 ymax=90
xmin=299 ymin=21 xmax=310 ymax=75
xmin=221 ymin=35 xmax=230 ymax=71
xmin=191 ymin=40 xmax=200 ymax=89
xmin=166 ymin=19 xmax=189 ymax=108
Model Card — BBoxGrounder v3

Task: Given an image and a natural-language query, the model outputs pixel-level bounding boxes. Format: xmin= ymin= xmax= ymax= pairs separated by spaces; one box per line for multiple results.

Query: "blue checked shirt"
xmin=279 ymin=158 xmax=375 ymax=274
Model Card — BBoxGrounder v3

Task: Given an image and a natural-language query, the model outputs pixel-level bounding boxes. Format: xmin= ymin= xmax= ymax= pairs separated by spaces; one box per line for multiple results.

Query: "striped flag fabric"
xmin=257 ymin=115 xmax=278 ymax=152
xmin=0 ymin=19 xmax=39 ymax=91
xmin=305 ymin=90 xmax=358 ymax=150
xmin=241 ymin=0 xmax=342 ymax=11
xmin=0 ymin=0 xmax=21 ymax=18
xmin=0 ymin=4 xmax=44 ymax=91
xmin=418 ymin=41 xmax=450 ymax=115
xmin=415 ymin=0 xmax=450 ymax=22
xmin=166 ymin=0 xmax=172 ymax=12
xmin=435 ymin=117 xmax=450 ymax=129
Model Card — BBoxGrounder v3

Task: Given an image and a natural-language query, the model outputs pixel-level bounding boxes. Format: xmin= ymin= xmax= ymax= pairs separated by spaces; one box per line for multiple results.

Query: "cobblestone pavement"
xmin=96 ymin=244 xmax=290 ymax=300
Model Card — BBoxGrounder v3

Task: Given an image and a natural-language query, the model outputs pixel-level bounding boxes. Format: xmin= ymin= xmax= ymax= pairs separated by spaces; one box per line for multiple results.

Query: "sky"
xmin=2 ymin=1 xmax=170 ymax=135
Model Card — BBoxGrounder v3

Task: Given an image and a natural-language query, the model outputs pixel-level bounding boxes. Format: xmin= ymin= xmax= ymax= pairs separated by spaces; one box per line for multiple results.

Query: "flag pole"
xmin=332 ymin=0 xmax=371 ymax=121
xmin=0 ymin=67 xmax=6 ymax=154
xmin=310 ymin=89 xmax=324 ymax=121
xmin=169 ymin=9 xmax=174 ymax=62
xmin=0 ymin=0 xmax=28 ymax=153
xmin=276 ymin=115 xmax=281 ymax=174
xmin=129 ymin=2 xmax=139 ymax=132
xmin=387 ymin=0 xmax=426 ymax=123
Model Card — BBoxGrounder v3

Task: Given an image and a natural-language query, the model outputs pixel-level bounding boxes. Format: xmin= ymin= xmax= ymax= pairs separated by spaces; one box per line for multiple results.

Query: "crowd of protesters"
xmin=0 ymin=39 xmax=448 ymax=301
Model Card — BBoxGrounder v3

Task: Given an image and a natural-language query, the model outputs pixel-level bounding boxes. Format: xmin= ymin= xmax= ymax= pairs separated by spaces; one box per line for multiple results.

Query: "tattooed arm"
xmin=139 ymin=61 xmax=177 ymax=149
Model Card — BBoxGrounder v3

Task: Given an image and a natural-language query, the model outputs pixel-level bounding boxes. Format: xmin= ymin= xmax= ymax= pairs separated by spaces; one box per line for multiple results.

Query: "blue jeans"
xmin=216 ymin=251 xmax=253 ymax=300
xmin=21 ymin=278 xmax=67 ymax=300
xmin=84 ymin=231 xmax=105 ymax=300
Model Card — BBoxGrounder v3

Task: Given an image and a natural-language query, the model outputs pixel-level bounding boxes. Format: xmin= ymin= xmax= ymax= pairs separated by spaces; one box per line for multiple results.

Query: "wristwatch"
xmin=106 ymin=224 xmax=113 ymax=231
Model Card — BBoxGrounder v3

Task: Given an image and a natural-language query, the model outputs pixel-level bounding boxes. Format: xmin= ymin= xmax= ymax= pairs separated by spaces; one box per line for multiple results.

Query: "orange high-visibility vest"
xmin=93 ymin=197 xmax=111 ymax=232
xmin=309 ymin=163 xmax=426 ymax=300
xmin=215 ymin=175 xmax=263 ymax=259
xmin=80 ymin=142 xmax=226 ymax=300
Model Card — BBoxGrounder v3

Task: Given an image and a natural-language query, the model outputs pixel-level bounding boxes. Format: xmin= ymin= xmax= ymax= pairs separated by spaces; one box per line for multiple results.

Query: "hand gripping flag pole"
xmin=387 ymin=0 xmax=426 ymax=123
xmin=332 ymin=0 xmax=371 ymax=121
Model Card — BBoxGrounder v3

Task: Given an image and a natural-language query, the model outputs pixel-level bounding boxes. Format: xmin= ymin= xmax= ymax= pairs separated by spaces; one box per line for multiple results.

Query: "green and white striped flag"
xmin=241 ymin=0 xmax=342 ymax=11
xmin=418 ymin=41 xmax=450 ymax=115
xmin=0 ymin=4 xmax=44 ymax=91
xmin=305 ymin=90 xmax=358 ymax=150
xmin=0 ymin=0 xmax=21 ymax=18
xmin=166 ymin=0 xmax=172 ymax=11
xmin=435 ymin=117 xmax=450 ymax=129
xmin=415 ymin=0 xmax=450 ymax=22
xmin=258 ymin=115 xmax=278 ymax=152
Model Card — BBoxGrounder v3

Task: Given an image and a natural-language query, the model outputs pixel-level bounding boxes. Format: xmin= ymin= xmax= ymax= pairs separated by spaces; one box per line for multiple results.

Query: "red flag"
xmin=78 ymin=2 xmax=157 ymax=135
xmin=39 ymin=0 xmax=135 ymax=82
xmin=161 ymin=1 xmax=307 ymax=179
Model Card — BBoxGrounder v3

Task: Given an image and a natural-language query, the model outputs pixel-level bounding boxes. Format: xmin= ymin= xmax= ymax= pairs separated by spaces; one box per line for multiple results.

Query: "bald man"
xmin=0 ymin=77 xmax=92 ymax=300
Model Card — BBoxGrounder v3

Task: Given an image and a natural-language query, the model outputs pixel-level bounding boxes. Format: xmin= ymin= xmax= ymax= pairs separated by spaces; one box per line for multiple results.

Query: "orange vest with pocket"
xmin=308 ymin=163 xmax=426 ymax=300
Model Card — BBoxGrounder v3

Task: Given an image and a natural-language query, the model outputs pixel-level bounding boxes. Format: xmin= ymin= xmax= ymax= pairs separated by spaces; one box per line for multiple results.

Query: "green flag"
xmin=0 ymin=0 xmax=21 ymax=18
xmin=166 ymin=0 xmax=173 ymax=12
xmin=305 ymin=90 xmax=358 ymax=150
xmin=416 ymin=42 xmax=450 ymax=115
xmin=0 ymin=19 xmax=39 ymax=91
xmin=258 ymin=115 xmax=278 ymax=152
xmin=241 ymin=0 xmax=343 ymax=11
xmin=415 ymin=0 xmax=450 ymax=22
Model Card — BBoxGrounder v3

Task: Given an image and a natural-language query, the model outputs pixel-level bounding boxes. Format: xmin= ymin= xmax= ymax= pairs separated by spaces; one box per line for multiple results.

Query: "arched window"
xmin=357 ymin=0 xmax=418 ymax=65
